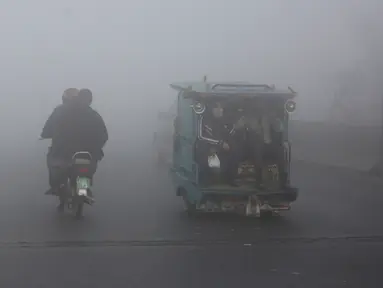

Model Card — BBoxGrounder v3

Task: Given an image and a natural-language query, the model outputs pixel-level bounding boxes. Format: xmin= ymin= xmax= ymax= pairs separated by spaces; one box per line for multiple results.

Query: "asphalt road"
xmin=1 ymin=136 xmax=383 ymax=288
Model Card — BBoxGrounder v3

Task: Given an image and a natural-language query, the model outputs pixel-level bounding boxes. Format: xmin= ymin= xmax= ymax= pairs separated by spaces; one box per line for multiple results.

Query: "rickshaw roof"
xmin=170 ymin=82 xmax=297 ymax=100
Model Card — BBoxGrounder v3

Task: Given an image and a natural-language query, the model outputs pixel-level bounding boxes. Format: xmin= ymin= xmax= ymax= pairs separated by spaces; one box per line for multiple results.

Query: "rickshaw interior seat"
xmin=199 ymin=160 xmax=258 ymax=188
xmin=199 ymin=145 xmax=282 ymax=188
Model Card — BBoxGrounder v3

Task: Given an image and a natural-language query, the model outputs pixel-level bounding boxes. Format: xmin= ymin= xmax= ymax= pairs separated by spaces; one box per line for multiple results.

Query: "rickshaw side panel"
xmin=173 ymin=95 xmax=197 ymax=178
xmin=171 ymin=170 xmax=204 ymax=204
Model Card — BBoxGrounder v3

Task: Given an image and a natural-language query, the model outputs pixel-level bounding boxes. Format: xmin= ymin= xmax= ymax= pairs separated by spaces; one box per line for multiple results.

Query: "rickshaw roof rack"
xmin=170 ymin=82 xmax=297 ymax=99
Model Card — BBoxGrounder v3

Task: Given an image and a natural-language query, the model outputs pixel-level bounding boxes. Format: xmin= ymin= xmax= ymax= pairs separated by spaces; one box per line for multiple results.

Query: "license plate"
xmin=77 ymin=177 xmax=90 ymax=189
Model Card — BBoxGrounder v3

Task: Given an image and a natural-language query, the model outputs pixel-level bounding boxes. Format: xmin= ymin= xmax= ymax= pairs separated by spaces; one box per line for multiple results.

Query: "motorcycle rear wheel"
xmin=73 ymin=196 xmax=84 ymax=219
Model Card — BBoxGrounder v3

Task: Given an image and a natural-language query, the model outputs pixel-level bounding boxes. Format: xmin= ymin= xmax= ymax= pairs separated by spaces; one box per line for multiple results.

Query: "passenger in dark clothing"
xmin=43 ymin=88 xmax=80 ymax=190
xmin=41 ymin=88 xmax=108 ymax=196
xmin=265 ymin=110 xmax=287 ymax=187
xmin=239 ymin=112 xmax=265 ymax=187
xmin=196 ymin=102 xmax=239 ymax=186
xmin=231 ymin=106 xmax=286 ymax=188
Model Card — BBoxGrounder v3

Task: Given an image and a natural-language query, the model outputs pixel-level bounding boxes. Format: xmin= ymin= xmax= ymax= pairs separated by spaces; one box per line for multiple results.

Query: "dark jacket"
xmin=198 ymin=115 xmax=234 ymax=147
xmin=41 ymin=103 xmax=108 ymax=161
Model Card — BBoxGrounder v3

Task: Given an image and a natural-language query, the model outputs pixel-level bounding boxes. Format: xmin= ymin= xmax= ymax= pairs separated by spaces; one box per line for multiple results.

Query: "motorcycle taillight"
xmin=79 ymin=167 xmax=89 ymax=173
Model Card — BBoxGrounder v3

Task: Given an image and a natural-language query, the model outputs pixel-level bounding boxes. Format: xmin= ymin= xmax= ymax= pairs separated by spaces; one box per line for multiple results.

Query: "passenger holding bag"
xmin=196 ymin=102 xmax=239 ymax=186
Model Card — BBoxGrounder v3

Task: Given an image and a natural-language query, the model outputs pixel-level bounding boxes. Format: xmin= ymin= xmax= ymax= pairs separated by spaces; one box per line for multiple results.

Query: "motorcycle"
xmin=57 ymin=151 xmax=95 ymax=219
xmin=40 ymin=138 xmax=95 ymax=219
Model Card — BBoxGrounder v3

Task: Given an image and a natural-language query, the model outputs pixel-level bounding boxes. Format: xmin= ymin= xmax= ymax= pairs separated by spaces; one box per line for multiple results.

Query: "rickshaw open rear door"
xmin=172 ymin=92 xmax=197 ymax=183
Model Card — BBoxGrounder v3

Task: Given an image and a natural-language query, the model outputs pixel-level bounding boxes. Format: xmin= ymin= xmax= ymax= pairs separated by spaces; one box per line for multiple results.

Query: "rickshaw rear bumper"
xmin=200 ymin=186 xmax=299 ymax=203
xmin=197 ymin=186 xmax=298 ymax=215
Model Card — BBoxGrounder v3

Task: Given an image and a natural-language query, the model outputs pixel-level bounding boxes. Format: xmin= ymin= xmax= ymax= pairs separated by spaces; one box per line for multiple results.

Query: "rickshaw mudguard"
xmin=170 ymin=168 xmax=204 ymax=204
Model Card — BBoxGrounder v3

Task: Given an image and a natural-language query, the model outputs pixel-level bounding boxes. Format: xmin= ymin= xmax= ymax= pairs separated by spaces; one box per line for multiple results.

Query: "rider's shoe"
xmin=44 ymin=188 xmax=58 ymax=195
xmin=57 ymin=203 xmax=64 ymax=212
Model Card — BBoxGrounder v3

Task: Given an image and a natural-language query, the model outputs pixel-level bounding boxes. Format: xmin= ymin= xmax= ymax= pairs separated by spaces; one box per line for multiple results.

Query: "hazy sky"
xmin=0 ymin=0 xmax=380 ymax=125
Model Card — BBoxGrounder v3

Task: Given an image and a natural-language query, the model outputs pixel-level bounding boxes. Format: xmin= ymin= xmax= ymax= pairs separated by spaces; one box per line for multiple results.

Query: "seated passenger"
xmin=264 ymin=109 xmax=286 ymax=186
xmin=231 ymin=105 xmax=285 ymax=188
xmin=197 ymin=102 xmax=239 ymax=186
xmin=232 ymin=109 xmax=264 ymax=187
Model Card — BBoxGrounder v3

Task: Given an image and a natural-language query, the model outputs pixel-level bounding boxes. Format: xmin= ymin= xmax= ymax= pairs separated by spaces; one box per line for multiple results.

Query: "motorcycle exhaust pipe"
xmin=84 ymin=195 xmax=95 ymax=205
xmin=78 ymin=189 xmax=95 ymax=205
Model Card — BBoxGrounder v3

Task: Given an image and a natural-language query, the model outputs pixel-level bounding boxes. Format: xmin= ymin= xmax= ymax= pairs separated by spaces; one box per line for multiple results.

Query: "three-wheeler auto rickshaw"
xmin=169 ymin=81 xmax=298 ymax=218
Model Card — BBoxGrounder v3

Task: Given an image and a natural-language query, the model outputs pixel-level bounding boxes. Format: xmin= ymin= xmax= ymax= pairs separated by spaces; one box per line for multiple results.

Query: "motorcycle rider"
xmin=62 ymin=88 xmax=79 ymax=105
xmin=43 ymin=88 xmax=79 ymax=193
xmin=40 ymin=88 xmax=108 ymax=202
xmin=43 ymin=88 xmax=80 ymax=140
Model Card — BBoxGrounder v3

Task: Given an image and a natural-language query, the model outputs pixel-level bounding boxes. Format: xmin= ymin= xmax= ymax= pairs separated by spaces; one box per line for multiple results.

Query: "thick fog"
xmin=0 ymin=0 xmax=382 ymax=150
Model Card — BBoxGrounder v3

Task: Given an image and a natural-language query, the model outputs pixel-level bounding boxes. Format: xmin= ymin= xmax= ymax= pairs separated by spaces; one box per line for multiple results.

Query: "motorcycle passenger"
xmin=196 ymin=102 xmax=239 ymax=186
xmin=40 ymin=88 xmax=108 ymax=200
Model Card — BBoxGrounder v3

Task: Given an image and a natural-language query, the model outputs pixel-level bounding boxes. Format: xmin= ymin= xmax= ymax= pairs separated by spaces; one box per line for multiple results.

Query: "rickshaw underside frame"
xmin=173 ymin=172 xmax=298 ymax=217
